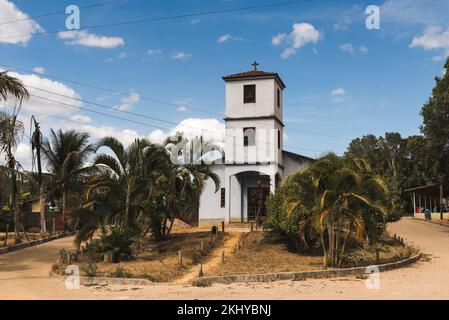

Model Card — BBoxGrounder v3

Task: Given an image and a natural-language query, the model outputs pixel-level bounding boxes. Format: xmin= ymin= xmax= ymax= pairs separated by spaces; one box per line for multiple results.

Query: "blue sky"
xmin=1 ymin=0 xmax=448 ymax=168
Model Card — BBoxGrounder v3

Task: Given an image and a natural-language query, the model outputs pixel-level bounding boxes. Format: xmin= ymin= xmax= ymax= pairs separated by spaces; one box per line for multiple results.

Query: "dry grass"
xmin=210 ymin=232 xmax=416 ymax=276
xmin=83 ymin=231 xmax=228 ymax=282
xmin=0 ymin=233 xmax=43 ymax=247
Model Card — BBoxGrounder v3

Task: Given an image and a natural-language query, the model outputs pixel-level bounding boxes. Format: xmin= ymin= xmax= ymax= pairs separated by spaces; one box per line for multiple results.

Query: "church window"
xmin=220 ymin=188 xmax=226 ymax=208
xmin=243 ymin=127 xmax=256 ymax=147
xmin=244 ymin=85 xmax=256 ymax=103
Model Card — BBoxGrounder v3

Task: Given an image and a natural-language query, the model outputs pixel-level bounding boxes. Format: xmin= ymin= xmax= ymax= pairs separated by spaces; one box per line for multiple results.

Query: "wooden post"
xmin=197 ymin=264 xmax=203 ymax=278
xmin=178 ymin=250 xmax=183 ymax=267
xmin=413 ymin=192 xmax=416 ymax=215
xmin=419 ymin=194 xmax=422 ymax=210
xmin=104 ymin=253 xmax=112 ymax=263
xmin=220 ymin=250 xmax=225 ymax=265
xmin=221 ymin=221 xmax=225 ymax=233
xmin=200 ymin=241 xmax=204 ymax=255
xmin=3 ymin=224 xmax=9 ymax=247
xmin=440 ymin=184 xmax=444 ymax=220
xmin=250 ymin=223 xmax=254 ymax=232
xmin=375 ymin=249 xmax=380 ymax=264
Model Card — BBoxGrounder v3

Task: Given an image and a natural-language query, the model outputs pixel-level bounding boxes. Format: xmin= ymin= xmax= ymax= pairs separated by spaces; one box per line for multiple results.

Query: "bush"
xmin=110 ymin=265 xmax=132 ymax=278
xmin=99 ymin=228 xmax=134 ymax=262
xmin=81 ymin=263 xmax=98 ymax=277
xmin=27 ymin=227 xmax=41 ymax=234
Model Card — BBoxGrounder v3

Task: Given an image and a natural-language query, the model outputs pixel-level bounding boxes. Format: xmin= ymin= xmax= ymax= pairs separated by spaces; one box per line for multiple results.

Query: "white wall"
xmin=283 ymin=152 xmax=313 ymax=177
xmin=225 ymin=78 xmax=283 ymax=122
xmin=198 ymin=165 xmax=226 ymax=226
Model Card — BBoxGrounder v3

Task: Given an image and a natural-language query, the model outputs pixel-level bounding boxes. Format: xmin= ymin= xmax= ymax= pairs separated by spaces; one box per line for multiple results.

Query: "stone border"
xmin=192 ymin=253 xmax=422 ymax=287
xmin=0 ymin=232 xmax=70 ymax=255
xmin=412 ymin=217 xmax=449 ymax=228
xmin=49 ymin=271 xmax=155 ymax=286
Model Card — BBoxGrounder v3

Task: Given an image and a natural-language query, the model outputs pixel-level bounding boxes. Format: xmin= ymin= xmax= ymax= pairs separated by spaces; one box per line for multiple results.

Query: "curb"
xmin=0 ymin=233 xmax=71 ymax=255
xmin=49 ymin=272 xmax=155 ymax=286
xmin=412 ymin=217 xmax=449 ymax=228
xmin=192 ymin=253 xmax=422 ymax=287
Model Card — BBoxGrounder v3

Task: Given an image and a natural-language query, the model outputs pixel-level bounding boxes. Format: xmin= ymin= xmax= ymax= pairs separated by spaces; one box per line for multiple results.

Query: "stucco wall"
xmin=198 ymin=165 xmax=226 ymax=226
xmin=225 ymin=78 xmax=283 ymax=122
xmin=283 ymin=152 xmax=313 ymax=177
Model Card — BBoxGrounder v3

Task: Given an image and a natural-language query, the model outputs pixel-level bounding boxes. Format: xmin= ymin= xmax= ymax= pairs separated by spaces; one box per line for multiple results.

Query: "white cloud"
xmin=148 ymin=48 xmax=162 ymax=56
xmin=272 ymin=33 xmax=286 ymax=45
xmin=334 ymin=18 xmax=351 ymax=31
xmin=339 ymin=43 xmax=354 ymax=53
xmin=331 ymin=88 xmax=348 ymax=103
xmin=191 ymin=19 xmax=200 ymax=25
xmin=273 ymin=23 xmax=320 ymax=59
xmin=1 ymin=69 xmax=81 ymax=117
xmin=70 ymin=114 xmax=92 ymax=123
xmin=149 ymin=118 xmax=225 ymax=145
xmin=57 ymin=30 xmax=124 ymax=49
xmin=359 ymin=46 xmax=369 ymax=53
xmin=0 ymin=0 xmax=43 ymax=45
xmin=409 ymin=26 xmax=449 ymax=57
xmin=217 ymin=34 xmax=245 ymax=44
xmin=172 ymin=52 xmax=192 ymax=60
xmin=33 ymin=67 xmax=45 ymax=74
xmin=116 ymin=92 xmax=140 ymax=111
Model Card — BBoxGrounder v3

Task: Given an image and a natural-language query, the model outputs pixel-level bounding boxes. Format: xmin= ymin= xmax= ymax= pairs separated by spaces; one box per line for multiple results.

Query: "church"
xmin=198 ymin=63 xmax=314 ymax=227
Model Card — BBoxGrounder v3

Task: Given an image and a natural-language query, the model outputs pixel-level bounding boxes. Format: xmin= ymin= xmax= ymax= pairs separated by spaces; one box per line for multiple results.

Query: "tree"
xmin=267 ymin=153 xmax=390 ymax=267
xmin=92 ymin=137 xmax=169 ymax=232
xmin=421 ymin=58 xmax=449 ymax=189
xmin=41 ymin=129 xmax=95 ymax=229
xmin=0 ymin=71 xmax=28 ymax=241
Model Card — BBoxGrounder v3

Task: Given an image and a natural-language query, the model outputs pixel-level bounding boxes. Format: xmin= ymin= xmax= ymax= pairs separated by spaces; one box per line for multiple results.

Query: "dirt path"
xmin=1 ymin=218 xmax=449 ymax=300
xmin=174 ymin=232 xmax=242 ymax=284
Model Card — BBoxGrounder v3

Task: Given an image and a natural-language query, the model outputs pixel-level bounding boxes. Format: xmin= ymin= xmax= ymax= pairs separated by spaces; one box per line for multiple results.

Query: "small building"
xmin=198 ymin=63 xmax=314 ymax=227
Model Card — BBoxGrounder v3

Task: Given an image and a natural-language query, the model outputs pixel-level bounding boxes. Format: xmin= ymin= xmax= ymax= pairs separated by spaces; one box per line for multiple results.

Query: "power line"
xmin=0 ymin=0 xmax=312 ymax=42
xmin=0 ymin=0 xmax=126 ymax=26
xmin=1 ymin=63 xmax=348 ymax=140
xmin=23 ymin=93 xmax=328 ymax=154
xmin=0 ymin=64 xmax=224 ymax=117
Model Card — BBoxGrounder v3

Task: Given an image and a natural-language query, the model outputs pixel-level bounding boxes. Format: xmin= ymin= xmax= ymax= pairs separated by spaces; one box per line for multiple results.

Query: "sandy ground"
xmin=0 ymin=218 xmax=448 ymax=300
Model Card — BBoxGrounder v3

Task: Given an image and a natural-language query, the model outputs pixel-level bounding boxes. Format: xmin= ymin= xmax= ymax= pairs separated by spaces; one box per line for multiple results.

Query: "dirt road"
xmin=0 ymin=218 xmax=448 ymax=300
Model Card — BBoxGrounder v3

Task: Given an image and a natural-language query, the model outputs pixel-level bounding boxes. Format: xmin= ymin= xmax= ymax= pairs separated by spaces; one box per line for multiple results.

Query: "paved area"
xmin=0 ymin=218 xmax=448 ymax=300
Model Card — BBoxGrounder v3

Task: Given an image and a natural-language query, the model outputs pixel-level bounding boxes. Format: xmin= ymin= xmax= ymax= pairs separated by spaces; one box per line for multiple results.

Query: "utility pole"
xmin=32 ymin=116 xmax=47 ymax=235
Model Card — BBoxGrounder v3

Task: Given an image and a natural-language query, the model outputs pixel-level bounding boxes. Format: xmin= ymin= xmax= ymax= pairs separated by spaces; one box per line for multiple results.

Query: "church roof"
xmin=222 ymin=70 xmax=286 ymax=89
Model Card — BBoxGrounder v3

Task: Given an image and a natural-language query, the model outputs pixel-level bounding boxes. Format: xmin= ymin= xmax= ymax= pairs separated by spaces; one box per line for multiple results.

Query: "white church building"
xmin=198 ymin=63 xmax=314 ymax=227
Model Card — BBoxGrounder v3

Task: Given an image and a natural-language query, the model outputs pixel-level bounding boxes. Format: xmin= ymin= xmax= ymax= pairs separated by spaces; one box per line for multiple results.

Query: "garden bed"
xmin=209 ymin=231 xmax=417 ymax=276
xmin=72 ymin=231 xmax=228 ymax=282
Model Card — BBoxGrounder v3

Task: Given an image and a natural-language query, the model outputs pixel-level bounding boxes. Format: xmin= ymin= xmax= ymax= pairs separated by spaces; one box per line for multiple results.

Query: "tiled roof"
xmin=222 ymin=70 xmax=286 ymax=88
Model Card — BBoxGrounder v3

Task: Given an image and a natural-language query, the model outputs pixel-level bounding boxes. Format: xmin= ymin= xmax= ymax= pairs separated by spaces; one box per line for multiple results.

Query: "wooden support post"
xmin=3 ymin=224 xmax=9 ymax=247
xmin=440 ymin=184 xmax=444 ymax=220
xmin=177 ymin=250 xmax=182 ymax=266
xmin=220 ymin=250 xmax=225 ymax=265
xmin=221 ymin=221 xmax=225 ymax=233
xmin=413 ymin=192 xmax=416 ymax=215
xmin=197 ymin=264 xmax=203 ymax=278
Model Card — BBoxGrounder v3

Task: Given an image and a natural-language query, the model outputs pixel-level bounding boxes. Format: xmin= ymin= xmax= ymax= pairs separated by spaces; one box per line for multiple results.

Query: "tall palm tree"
xmin=0 ymin=71 xmax=28 ymax=241
xmin=309 ymin=154 xmax=388 ymax=266
xmin=41 ymin=129 xmax=95 ymax=229
xmin=91 ymin=137 xmax=168 ymax=231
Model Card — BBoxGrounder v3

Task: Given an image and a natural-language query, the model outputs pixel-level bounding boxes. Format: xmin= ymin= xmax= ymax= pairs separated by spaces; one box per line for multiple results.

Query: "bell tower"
xmin=222 ymin=62 xmax=285 ymax=166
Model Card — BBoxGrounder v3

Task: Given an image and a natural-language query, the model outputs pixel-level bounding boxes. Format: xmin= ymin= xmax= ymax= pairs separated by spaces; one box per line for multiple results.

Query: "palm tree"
xmin=308 ymin=154 xmax=388 ymax=266
xmin=41 ymin=129 xmax=95 ymax=230
xmin=0 ymin=71 xmax=28 ymax=241
xmin=91 ymin=137 xmax=169 ymax=231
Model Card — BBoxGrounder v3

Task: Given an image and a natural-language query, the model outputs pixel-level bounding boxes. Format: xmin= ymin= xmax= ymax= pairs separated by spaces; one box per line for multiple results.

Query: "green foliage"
xmin=99 ymin=228 xmax=134 ymax=261
xmin=110 ymin=265 xmax=133 ymax=278
xmin=81 ymin=263 xmax=98 ymax=277
xmin=267 ymin=153 xmax=391 ymax=267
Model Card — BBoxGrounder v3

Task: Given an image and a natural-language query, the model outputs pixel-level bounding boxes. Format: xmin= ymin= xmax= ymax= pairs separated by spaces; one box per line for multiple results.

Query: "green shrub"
xmin=110 ymin=265 xmax=132 ymax=278
xmin=81 ymin=263 xmax=98 ymax=277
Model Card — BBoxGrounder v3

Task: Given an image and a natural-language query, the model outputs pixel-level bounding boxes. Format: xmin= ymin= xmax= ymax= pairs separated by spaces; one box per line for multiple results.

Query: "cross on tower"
xmin=252 ymin=61 xmax=260 ymax=71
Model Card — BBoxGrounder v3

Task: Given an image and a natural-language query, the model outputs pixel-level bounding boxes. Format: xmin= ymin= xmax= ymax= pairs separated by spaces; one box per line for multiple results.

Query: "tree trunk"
xmin=338 ymin=225 xmax=352 ymax=267
xmin=62 ymin=188 xmax=68 ymax=230
xmin=39 ymin=184 xmax=47 ymax=235
xmin=320 ymin=233 xmax=327 ymax=266
xmin=123 ymin=184 xmax=132 ymax=230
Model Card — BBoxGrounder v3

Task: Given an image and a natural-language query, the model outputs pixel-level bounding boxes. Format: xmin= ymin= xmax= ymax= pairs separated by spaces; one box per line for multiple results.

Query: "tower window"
xmin=278 ymin=130 xmax=281 ymax=150
xmin=277 ymin=89 xmax=281 ymax=108
xmin=244 ymin=85 xmax=256 ymax=103
xmin=220 ymin=188 xmax=226 ymax=208
xmin=243 ymin=127 xmax=256 ymax=147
